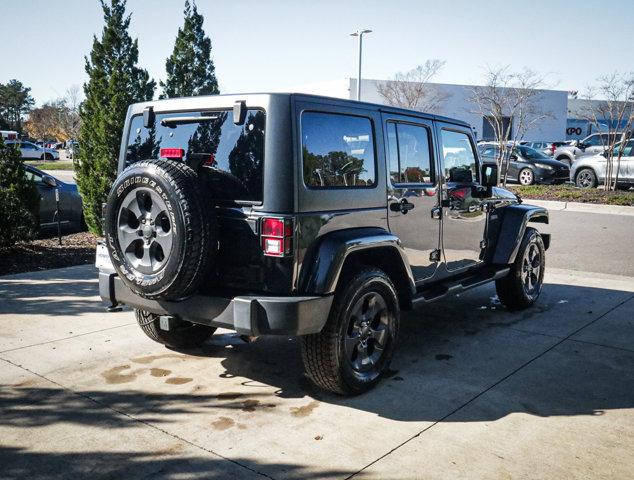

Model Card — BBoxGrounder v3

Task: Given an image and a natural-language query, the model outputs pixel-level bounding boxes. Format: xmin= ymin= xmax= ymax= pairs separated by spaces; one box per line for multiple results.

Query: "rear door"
xmin=436 ymin=123 xmax=487 ymax=273
xmin=382 ymin=113 xmax=441 ymax=283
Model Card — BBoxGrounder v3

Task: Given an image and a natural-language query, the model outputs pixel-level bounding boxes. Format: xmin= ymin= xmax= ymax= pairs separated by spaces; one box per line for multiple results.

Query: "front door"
xmin=383 ymin=114 xmax=441 ymax=283
xmin=436 ymin=125 xmax=488 ymax=273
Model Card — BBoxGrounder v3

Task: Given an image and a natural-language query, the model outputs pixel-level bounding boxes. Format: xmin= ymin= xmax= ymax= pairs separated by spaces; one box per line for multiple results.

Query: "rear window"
xmin=126 ymin=109 xmax=265 ymax=202
xmin=301 ymin=111 xmax=376 ymax=188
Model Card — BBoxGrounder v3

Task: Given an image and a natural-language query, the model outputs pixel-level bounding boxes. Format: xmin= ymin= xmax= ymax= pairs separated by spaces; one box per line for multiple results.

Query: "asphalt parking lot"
xmin=2 ymin=215 xmax=634 ymax=479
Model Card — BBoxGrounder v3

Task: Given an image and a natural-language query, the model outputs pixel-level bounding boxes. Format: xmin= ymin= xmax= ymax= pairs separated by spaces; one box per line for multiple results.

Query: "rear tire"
xmin=135 ymin=309 xmax=216 ymax=349
xmin=496 ymin=228 xmax=545 ymax=311
xmin=301 ymin=268 xmax=400 ymax=395
xmin=518 ymin=168 xmax=534 ymax=185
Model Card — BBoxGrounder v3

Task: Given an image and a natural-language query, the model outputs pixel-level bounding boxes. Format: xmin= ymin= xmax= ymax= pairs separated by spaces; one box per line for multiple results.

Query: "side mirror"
xmin=481 ymin=163 xmax=499 ymax=187
xmin=509 ymin=154 xmax=518 ymax=161
xmin=571 ymin=140 xmax=579 ymax=147
xmin=42 ymin=175 xmax=57 ymax=188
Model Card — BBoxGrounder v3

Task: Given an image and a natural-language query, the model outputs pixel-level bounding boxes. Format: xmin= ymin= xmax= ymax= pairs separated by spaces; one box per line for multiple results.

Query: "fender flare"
xmin=492 ymin=204 xmax=549 ymax=265
xmin=298 ymin=227 xmax=416 ymax=296
xmin=555 ymin=153 xmax=574 ymax=165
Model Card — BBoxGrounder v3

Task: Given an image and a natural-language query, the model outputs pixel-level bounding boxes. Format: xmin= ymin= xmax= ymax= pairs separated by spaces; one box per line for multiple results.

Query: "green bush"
xmin=0 ymin=140 xmax=40 ymax=248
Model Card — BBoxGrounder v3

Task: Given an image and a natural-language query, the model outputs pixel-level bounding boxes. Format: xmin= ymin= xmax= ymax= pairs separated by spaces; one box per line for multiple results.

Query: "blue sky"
xmin=2 ymin=0 xmax=633 ymax=105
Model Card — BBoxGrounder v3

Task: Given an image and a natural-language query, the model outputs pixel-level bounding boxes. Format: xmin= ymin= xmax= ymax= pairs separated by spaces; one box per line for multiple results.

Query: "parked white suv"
xmin=571 ymin=139 xmax=634 ymax=188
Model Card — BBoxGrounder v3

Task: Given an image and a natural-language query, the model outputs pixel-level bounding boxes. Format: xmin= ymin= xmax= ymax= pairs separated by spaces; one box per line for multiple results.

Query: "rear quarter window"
xmin=301 ymin=111 xmax=376 ymax=188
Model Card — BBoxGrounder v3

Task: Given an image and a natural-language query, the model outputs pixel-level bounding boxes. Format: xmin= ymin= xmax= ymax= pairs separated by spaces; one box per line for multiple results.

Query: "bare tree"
xmin=62 ymin=85 xmax=82 ymax=140
xmin=580 ymin=73 xmax=634 ymax=190
xmin=469 ymin=66 xmax=551 ymax=186
xmin=377 ymin=59 xmax=451 ymax=113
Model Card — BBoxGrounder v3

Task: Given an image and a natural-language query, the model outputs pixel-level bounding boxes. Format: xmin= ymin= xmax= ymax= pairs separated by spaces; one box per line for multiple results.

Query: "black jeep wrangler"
xmin=98 ymin=93 xmax=549 ymax=395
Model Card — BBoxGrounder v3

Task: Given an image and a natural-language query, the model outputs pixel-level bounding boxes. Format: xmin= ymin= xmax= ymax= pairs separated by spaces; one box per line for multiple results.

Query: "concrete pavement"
xmin=1 ymin=264 xmax=633 ymax=479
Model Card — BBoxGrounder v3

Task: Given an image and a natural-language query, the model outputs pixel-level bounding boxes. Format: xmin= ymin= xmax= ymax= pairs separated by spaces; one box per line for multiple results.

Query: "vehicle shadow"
xmin=193 ymin=282 xmax=634 ymax=422
xmin=0 ymin=446 xmax=347 ymax=480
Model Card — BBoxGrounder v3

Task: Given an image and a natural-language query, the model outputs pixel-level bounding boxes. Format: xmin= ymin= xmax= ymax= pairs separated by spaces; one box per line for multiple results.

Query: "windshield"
xmin=516 ymin=145 xmax=549 ymax=160
xmin=126 ymin=109 xmax=265 ymax=202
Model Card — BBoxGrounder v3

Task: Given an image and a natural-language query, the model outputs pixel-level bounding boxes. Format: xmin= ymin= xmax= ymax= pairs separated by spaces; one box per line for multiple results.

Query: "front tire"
xmin=575 ymin=168 xmax=597 ymax=188
xmin=301 ymin=268 xmax=400 ymax=395
xmin=135 ymin=309 xmax=216 ymax=349
xmin=496 ymin=228 xmax=545 ymax=311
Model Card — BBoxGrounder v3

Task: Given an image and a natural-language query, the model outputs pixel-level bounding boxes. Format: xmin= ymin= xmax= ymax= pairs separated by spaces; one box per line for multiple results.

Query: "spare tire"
xmin=104 ymin=159 xmax=214 ymax=300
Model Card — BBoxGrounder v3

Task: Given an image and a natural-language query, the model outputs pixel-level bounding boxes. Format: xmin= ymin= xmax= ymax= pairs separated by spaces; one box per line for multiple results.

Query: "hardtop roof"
xmin=132 ymin=92 xmax=472 ymax=129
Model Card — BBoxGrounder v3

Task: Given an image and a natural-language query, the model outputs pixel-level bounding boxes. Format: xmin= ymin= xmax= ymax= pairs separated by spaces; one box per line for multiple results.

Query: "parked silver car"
xmin=571 ymin=139 xmax=634 ymax=188
xmin=4 ymin=140 xmax=60 ymax=160
xmin=554 ymin=133 xmax=621 ymax=166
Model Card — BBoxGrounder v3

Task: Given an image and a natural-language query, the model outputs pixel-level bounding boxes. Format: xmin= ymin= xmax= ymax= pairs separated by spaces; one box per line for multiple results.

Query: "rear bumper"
xmin=99 ymin=272 xmax=333 ymax=336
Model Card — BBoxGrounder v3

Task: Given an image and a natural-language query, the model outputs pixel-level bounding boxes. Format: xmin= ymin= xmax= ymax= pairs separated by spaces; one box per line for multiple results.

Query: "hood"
xmin=491 ymin=186 xmax=520 ymax=203
xmin=528 ymin=157 xmax=569 ymax=168
xmin=572 ymin=153 xmax=606 ymax=169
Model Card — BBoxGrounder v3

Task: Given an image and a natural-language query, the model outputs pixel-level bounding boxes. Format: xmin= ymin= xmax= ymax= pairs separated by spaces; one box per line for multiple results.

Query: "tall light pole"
xmin=350 ymin=29 xmax=372 ymax=101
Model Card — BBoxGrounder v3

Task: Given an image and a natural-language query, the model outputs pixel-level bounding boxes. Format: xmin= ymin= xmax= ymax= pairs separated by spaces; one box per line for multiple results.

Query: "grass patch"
xmin=25 ymin=160 xmax=75 ymax=170
xmin=509 ymin=184 xmax=634 ymax=206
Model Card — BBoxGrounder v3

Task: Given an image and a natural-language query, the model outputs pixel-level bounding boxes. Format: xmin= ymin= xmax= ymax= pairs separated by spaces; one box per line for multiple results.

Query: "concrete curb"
xmin=524 ymin=198 xmax=634 ymax=216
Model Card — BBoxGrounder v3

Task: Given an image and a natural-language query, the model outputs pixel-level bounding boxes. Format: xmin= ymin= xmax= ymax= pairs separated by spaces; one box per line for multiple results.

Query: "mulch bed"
xmin=508 ymin=185 xmax=634 ymax=206
xmin=0 ymin=232 xmax=97 ymax=276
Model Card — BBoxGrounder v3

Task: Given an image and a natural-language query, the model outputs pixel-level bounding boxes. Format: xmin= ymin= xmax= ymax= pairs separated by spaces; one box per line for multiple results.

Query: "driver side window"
xmin=25 ymin=169 xmax=43 ymax=184
xmin=440 ymin=129 xmax=478 ymax=183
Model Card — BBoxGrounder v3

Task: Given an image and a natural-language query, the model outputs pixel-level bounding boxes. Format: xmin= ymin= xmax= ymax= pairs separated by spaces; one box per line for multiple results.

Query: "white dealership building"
xmin=287 ymin=78 xmax=572 ymax=142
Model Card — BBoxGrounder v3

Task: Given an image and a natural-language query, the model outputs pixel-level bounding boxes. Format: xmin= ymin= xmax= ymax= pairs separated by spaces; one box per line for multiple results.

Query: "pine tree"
xmin=76 ymin=0 xmax=155 ymax=234
xmin=0 ymin=140 xmax=39 ymax=247
xmin=160 ymin=0 xmax=219 ymax=99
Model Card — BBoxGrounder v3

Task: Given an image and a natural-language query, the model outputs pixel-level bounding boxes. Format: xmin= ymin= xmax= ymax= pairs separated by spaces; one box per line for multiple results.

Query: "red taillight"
xmin=160 ymin=148 xmax=184 ymax=159
xmin=261 ymin=217 xmax=293 ymax=257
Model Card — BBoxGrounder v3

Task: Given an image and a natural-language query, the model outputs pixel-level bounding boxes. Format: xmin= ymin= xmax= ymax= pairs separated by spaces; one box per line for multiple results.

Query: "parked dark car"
xmin=25 ymin=165 xmax=85 ymax=231
xmin=479 ymin=144 xmax=570 ymax=185
xmin=97 ymin=93 xmax=551 ymax=395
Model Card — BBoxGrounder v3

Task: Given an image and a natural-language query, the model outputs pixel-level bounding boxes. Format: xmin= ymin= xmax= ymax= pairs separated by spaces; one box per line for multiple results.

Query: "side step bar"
xmin=412 ymin=267 xmax=510 ymax=307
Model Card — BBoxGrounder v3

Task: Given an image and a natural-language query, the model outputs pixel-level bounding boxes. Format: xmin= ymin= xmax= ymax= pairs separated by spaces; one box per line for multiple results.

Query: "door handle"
xmin=431 ymin=206 xmax=442 ymax=219
xmin=389 ymin=198 xmax=415 ymax=214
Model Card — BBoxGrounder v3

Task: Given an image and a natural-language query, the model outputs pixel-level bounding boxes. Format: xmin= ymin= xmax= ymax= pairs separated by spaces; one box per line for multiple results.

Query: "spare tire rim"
xmin=521 ymin=241 xmax=541 ymax=295
xmin=117 ymin=188 xmax=173 ymax=275
xmin=344 ymin=292 xmax=390 ymax=373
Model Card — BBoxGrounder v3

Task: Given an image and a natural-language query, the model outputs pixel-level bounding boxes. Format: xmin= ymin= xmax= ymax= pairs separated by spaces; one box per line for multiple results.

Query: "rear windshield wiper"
xmin=160 ymin=115 xmax=220 ymax=128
